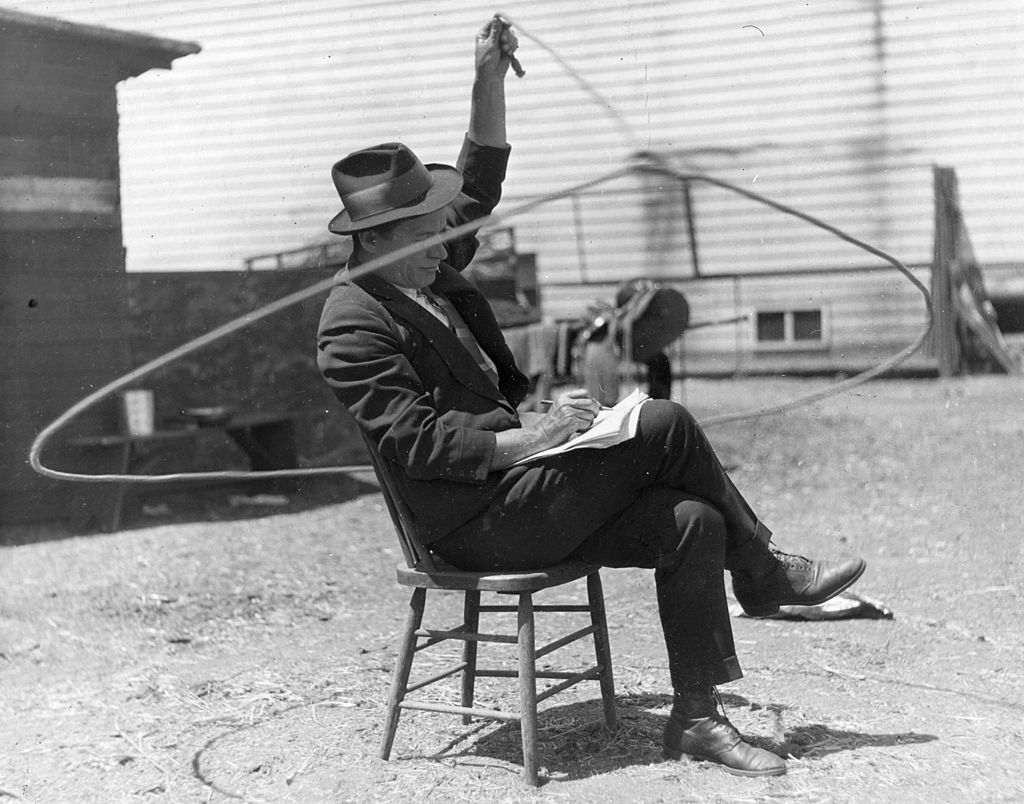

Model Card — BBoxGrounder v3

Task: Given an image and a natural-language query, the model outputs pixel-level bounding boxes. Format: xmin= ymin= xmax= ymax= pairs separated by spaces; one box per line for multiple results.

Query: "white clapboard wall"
xmin=7 ymin=0 xmax=1024 ymax=293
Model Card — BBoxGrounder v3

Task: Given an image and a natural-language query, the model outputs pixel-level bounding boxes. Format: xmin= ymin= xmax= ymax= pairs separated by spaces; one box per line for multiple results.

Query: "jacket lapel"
xmin=432 ymin=265 xmax=530 ymax=401
xmin=353 ymin=268 xmax=514 ymax=409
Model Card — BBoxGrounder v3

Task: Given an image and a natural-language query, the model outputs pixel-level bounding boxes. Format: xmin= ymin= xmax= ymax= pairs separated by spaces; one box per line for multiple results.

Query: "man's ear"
xmin=360 ymin=229 xmax=380 ymax=254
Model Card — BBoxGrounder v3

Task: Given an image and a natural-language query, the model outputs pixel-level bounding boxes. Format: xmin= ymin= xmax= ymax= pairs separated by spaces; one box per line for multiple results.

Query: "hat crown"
xmin=332 ymin=142 xmax=422 ymax=196
xmin=328 ymin=142 xmax=463 ymax=235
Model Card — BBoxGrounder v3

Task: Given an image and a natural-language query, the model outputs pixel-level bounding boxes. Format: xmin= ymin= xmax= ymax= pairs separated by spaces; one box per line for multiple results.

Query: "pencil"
xmin=540 ymin=399 xmax=614 ymax=410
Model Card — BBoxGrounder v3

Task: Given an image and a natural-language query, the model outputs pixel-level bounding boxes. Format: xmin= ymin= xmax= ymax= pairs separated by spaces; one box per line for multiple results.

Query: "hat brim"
xmin=328 ymin=164 xmax=463 ymax=235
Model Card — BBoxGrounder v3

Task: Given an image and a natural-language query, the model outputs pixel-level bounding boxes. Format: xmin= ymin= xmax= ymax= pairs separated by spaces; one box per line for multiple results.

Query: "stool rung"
xmin=535 ymin=625 xmax=597 ymax=659
xmin=535 ymin=666 xmax=601 ymax=704
xmin=399 ymin=699 xmax=519 ymax=722
xmin=415 ymin=627 xmax=517 ymax=644
xmin=405 ymin=661 xmax=468 ymax=694
xmin=478 ymin=604 xmax=593 ymax=613
xmin=415 ymin=624 xmax=466 ymax=651
xmin=476 ymin=668 xmax=585 ymax=680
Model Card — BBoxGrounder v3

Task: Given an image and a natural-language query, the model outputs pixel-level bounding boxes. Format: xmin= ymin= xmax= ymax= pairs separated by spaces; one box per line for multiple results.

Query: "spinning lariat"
xmin=28 ymin=15 xmax=932 ymax=485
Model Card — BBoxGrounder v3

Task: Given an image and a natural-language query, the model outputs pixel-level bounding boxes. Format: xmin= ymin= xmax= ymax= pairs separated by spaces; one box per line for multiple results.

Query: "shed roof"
xmin=0 ymin=6 xmax=200 ymax=77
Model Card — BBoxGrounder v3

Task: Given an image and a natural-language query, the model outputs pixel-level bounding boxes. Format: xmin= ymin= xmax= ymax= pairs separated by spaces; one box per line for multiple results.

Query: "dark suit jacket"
xmin=318 ymin=138 xmax=530 ymax=543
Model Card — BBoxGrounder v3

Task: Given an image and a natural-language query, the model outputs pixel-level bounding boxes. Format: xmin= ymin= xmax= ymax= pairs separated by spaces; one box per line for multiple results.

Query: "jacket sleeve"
xmin=317 ymin=294 xmax=497 ymax=484
xmin=443 ymin=136 xmax=511 ymax=272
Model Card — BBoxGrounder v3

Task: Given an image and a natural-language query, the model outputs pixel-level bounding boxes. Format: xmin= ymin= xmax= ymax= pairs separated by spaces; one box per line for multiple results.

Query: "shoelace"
xmin=673 ymin=685 xmax=726 ymax=721
xmin=708 ymin=689 xmax=745 ymax=746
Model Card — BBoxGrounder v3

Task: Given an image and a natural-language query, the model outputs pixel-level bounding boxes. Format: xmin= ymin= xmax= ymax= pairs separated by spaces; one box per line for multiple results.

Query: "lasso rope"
xmin=27 ymin=167 xmax=632 ymax=483
xmin=640 ymin=161 xmax=932 ymax=426
xmin=500 ymin=11 xmax=932 ymax=426
xmin=28 ymin=16 xmax=932 ymax=483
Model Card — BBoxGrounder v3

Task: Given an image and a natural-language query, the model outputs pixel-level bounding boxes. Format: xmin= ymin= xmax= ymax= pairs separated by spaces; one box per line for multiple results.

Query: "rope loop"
xmin=27 ymin=18 xmax=932 ymax=484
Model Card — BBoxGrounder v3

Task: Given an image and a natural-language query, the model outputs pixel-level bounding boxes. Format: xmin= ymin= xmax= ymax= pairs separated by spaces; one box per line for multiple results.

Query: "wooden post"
xmin=681 ymin=179 xmax=701 ymax=278
xmin=929 ymin=166 xmax=962 ymax=377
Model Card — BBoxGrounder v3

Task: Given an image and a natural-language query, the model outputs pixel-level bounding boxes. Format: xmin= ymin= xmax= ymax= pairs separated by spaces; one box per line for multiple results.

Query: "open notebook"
xmin=513 ymin=388 xmax=651 ymax=466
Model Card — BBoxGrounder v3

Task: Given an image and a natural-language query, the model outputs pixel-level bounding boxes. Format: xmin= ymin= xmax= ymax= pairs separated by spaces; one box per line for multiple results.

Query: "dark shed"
xmin=0 ymin=8 xmax=199 ymax=525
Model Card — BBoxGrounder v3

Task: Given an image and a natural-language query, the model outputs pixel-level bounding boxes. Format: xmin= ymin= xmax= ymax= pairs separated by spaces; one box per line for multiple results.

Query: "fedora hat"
xmin=328 ymin=142 xmax=463 ymax=234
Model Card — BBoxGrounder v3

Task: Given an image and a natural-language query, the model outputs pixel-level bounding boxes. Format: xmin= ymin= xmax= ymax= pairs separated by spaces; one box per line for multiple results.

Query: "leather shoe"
xmin=663 ymin=710 xmax=787 ymax=777
xmin=733 ymin=549 xmax=867 ymax=617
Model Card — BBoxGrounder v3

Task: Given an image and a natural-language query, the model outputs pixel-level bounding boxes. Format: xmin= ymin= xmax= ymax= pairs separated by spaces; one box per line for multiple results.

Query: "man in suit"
xmin=318 ymin=16 xmax=865 ymax=778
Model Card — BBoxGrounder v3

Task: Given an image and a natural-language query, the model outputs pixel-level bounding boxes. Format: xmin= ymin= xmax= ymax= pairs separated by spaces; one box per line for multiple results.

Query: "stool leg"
xmin=461 ymin=590 xmax=480 ymax=723
xmin=379 ymin=587 xmax=426 ymax=760
xmin=517 ymin=592 xmax=539 ymax=787
xmin=587 ymin=572 xmax=617 ymax=728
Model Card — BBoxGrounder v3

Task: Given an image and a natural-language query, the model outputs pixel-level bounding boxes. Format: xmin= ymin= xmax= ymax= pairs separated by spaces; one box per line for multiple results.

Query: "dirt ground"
xmin=2 ymin=376 xmax=1023 ymax=804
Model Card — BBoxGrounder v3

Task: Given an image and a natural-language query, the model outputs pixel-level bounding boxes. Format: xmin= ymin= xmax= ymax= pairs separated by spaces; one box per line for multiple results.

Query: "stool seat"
xmin=396 ymin=558 xmax=598 ymax=592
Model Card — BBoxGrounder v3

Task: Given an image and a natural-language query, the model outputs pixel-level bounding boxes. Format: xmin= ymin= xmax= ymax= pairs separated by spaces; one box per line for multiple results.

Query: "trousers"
xmin=433 ymin=400 xmax=770 ymax=688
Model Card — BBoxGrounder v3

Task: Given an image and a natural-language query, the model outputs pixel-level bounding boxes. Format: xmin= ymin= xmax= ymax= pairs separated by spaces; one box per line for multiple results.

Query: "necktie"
xmin=419 ymin=289 xmax=501 ymax=389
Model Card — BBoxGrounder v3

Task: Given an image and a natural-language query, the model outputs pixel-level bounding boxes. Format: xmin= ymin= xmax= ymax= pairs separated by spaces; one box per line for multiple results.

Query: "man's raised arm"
xmin=468 ymin=15 xmax=518 ymax=147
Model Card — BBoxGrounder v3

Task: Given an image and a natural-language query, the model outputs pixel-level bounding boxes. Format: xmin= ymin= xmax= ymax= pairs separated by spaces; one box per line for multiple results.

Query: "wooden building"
xmin=0 ymin=8 xmax=198 ymax=525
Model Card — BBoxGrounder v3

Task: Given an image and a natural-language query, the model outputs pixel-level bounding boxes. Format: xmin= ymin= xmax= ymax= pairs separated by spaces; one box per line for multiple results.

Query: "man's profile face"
xmin=366 ymin=208 xmax=448 ymax=289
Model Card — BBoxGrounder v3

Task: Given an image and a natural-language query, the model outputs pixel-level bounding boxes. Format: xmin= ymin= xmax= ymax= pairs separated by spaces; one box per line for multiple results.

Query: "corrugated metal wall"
xmin=8 ymin=0 xmax=1024 ymax=289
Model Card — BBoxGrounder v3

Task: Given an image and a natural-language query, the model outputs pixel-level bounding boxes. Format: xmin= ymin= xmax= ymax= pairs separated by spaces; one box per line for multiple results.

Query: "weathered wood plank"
xmin=1 ymin=76 xmax=116 ymax=128
xmin=0 ymin=489 xmax=64 ymax=524
xmin=0 ymin=229 xmax=124 ymax=267
xmin=5 ymin=319 xmax=128 ymax=347
xmin=0 ymin=323 xmax=127 ymax=360
xmin=0 ymin=211 xmax=119 ymax=231
xmin=2 ymin=366 xmax=128 ymax=410
xmin=0 ymin=12 xmax=197 ymax=78
xmin=0 ymin=176 xmax=119 ymax=214
xmin=1 ymin=292 xmax=126 ymax=322
xmin=0 ymin=135 xmax=118 ymax=179
xmin=0 ymin=109 xmax=118 ymax=139
xmin=928 ymin=167 xmax=962 ymax=376
xmin=1 ymin=385 xmax=111 ymax=422
xmin=2 ymin=283 xmax=127 ymax=332
xmin=10 ymin=211 xmax=119 ymax=233
xmin=0 ymin=403 xmax=115 ymax=436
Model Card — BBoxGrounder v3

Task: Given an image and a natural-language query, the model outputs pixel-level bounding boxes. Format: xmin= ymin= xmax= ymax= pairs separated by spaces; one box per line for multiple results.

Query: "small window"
xmin=757 ymin=312 xmax=786 ymax=341
xmin=793 ymin=310 xmax=822 ymax=341
xmin=754 ymin=308 xmax=829 ymax=350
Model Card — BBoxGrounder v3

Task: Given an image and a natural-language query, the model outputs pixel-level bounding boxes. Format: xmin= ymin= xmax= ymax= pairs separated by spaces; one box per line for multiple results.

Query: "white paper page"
xmin=511 ymin=388 xmax=650 ymax=465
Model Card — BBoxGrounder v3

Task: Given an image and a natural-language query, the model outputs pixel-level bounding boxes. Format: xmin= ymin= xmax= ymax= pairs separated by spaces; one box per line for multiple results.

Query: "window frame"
xmin=751 ymin=305 xmax=831 ymax=351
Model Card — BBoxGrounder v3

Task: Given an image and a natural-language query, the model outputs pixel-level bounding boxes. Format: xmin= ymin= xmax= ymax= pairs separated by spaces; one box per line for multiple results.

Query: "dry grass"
xmin=2 ymin=377 xmax=1024 ymax=802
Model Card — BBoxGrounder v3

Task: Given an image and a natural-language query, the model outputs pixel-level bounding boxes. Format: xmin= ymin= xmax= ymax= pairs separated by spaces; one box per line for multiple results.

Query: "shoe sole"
xmin=663 ymin=746 xmax=787 ymax=777
xmin=742 ymin=559 xmax=868 ymax=618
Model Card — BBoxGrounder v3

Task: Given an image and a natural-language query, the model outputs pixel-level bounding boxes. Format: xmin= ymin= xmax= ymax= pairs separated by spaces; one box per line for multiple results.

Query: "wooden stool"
xmin=362 ymin=434 xmax=616 ymax=786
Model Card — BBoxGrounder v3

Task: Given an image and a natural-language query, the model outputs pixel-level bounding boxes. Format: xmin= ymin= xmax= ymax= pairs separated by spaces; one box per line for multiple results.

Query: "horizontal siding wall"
xmin=7 ymin=0 xmax=1023 ymax=295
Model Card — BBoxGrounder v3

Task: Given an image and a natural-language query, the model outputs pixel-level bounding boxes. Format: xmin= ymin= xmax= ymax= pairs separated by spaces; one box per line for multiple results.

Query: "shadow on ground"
xmin=782 ymin=722 xmax=937 ymax=758
xmin=0 ymin=473 xmax=381 ymax=546
xmin=401 ymin=693 xmax=937 ymax=785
